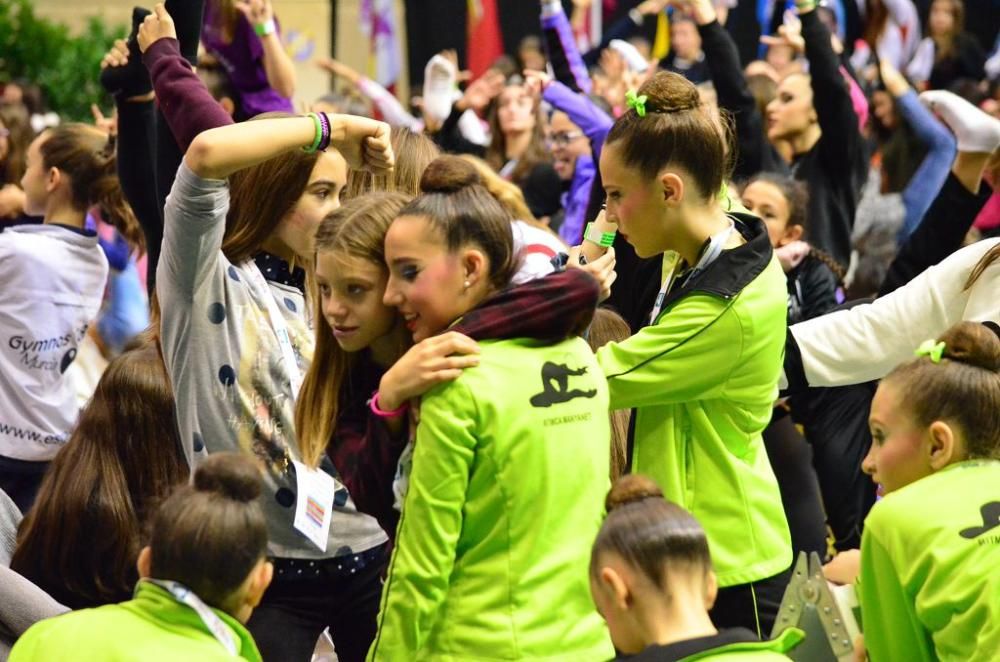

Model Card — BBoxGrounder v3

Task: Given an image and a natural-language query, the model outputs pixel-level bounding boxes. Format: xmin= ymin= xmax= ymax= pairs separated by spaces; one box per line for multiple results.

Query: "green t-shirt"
xmin=859 ymin=460 xmax=1000 ymax=662
xmin=10 ymin=580 xmax=261 ymax=661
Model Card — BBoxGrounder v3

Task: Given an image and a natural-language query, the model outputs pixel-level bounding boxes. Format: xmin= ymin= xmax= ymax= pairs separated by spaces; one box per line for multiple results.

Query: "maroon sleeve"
xmin=453 ymin=269 xmax=600 ymax=342
xmin=142 ymin=38 xmax=234 ymax=153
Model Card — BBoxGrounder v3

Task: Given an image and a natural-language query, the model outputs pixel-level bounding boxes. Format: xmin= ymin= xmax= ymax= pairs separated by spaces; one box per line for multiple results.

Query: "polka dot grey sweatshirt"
xmin=157 ymin=162 xmax=387 ymax=559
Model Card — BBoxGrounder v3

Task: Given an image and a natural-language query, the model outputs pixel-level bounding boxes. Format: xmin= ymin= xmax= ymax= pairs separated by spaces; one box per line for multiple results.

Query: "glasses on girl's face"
xmin=548 ymin=130 xmax=584 ymax=147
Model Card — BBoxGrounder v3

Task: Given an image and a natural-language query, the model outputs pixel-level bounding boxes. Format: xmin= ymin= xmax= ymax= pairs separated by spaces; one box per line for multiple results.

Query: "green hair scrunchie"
xmin=625 ymin=89 xmax=648 ymax=117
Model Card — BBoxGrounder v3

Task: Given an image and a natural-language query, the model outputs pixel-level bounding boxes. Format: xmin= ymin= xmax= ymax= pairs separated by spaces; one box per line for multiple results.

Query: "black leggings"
xmin=762 ymin=408 xmax=828 ymax=560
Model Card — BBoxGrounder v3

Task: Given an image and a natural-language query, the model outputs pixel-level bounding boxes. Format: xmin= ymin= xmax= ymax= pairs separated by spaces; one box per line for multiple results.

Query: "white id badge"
xmin=292 ymin=460 xmax=335 ymax=552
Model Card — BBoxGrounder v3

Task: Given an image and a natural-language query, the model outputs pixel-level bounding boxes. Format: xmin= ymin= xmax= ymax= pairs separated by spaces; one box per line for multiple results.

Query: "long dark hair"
xmin=485 ymin=78 xmax=551 ymax=186
xmin=40 ymin=124 xmax=144 ymax=253
xmin=11 ymin=343 xmax=188 ymax=608
xmin=221 ymin=113 xmax=321 ymax=265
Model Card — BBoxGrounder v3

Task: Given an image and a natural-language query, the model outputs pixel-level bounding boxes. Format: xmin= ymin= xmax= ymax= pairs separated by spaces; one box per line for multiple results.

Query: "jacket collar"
xmin=658 ymin=213 xmax=773 ymax=312
xmin=621 ymin=628 xmax=761 ymax=661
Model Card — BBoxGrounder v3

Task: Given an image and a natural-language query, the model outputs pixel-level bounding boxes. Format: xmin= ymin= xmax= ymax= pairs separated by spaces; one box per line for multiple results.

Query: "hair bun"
xmin=192 ymin=453 xmax=263 ymax=503
xmin=637 ymin=71 xmax=701 ymax=115
xmin=939 ymin=321 xmax=1000 ymax=372
xmin=606 ymin=474 xmax=664 ymax=513
xmin=420 ymin=155 xmax=482 ymax=194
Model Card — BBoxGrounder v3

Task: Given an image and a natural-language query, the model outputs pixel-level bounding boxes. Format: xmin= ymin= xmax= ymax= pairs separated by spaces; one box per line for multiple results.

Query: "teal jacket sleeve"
xmin=367 ymin=380 xmax=477 ymax=660
xmin=858 ymin=528 xmax=936 ymax=662
xmin=596 ymin=295 xmax=741 ymax=410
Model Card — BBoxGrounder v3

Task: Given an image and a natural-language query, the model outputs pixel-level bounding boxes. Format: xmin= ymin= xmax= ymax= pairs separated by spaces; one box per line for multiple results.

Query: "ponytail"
xmin=39 ymin=124 xmax=144 ymax=254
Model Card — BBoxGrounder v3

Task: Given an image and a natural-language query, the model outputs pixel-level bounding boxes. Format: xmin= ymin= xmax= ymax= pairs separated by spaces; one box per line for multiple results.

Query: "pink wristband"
xmin=370 ymin=391 xmax=408 ymax=418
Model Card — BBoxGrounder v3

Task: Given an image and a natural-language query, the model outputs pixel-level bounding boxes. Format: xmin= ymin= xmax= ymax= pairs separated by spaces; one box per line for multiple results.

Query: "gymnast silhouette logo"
xmin=529 ymin=361 xmax=598 ymax=408
xmin=959 ymin=502 xmax=1000 ymax=539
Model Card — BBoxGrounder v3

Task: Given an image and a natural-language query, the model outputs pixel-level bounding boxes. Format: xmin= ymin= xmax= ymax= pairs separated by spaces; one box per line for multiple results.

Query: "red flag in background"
xmin=467 ymin=0 xmax=504 ymax=78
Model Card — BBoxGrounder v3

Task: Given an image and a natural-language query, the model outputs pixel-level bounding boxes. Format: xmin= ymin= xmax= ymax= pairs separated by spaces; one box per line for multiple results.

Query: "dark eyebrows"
xmin=308 ymin=179 xmax=340 ymax=190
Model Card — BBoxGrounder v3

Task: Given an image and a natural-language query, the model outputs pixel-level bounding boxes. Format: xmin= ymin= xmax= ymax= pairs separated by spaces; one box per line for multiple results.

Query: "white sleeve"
xmin=790 ymin=240 xmax=998 ymax=386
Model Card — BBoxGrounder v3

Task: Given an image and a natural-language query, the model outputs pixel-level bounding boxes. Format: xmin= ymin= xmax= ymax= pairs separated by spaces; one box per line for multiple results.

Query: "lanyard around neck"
xmin=145 ymin=579 xmax=238 ymax=655
xmin=648 ymin=220 xmax=736 ymax=326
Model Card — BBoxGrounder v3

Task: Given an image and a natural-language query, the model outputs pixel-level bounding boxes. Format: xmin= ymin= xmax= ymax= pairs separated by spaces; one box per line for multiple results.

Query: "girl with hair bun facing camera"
xmin=844 ymin=321 xmax=1000 ymax=661
xmin=10 ymin=452 xmax=272 ymax=661
xmin=593 ymin=71 xmax=792 ymax=635
xmin=368 ymin=155 xmax=614 ymax=660
xmin=590 ymin=475 xmax=803 ymax=660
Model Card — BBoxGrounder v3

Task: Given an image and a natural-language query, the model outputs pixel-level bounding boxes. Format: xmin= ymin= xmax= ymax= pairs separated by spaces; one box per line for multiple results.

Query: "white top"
xmin=510 ymin=220 xmax=567 ymax=285
xmin=787 ymin=238 xmax=999 ymax=387
xmin=0 ymin=224 xmax=108 ymax=461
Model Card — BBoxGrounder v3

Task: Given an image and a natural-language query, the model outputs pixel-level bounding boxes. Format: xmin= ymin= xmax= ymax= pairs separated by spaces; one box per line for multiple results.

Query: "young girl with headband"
xmin=590 ymin=475 xmax=803 ymax=660
xmin=0 ymin=124 xmax=139 ymax=512
xmin=159 ymin=112 xmax=393 ymax=661
xmin=593 ymin=71 xmax=792 ymax=635
xmin=10 ymin=453 xmax=272 ymax=661
xmin=368 ymin=155 xmax=614 ymax=660
xmin=827 ymin=322 xmax=1000 ymax=660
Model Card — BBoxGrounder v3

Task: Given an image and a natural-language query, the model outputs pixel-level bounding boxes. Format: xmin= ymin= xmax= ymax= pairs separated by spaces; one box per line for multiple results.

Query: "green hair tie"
xmin=625 ymin=89 xmax=648 ymax=117
xmin=915 ymin=339 xmax=946 ymax=363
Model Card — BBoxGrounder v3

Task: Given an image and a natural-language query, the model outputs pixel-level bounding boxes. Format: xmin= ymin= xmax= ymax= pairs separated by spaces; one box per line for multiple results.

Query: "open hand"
xmin=378 ymin=332 xmax=481 ymax=410
xmin=235 ymin=0 xmax=274 ymax=26
xmin=459 ymin=70 xmax=505 ymax=112
xmin=100 ymin=38 xmax=130 ymax=69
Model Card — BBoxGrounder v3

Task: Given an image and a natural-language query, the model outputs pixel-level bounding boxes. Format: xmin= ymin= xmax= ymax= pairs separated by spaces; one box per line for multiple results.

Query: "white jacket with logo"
xmin=0 ymin=224 xmax=107 ymax=461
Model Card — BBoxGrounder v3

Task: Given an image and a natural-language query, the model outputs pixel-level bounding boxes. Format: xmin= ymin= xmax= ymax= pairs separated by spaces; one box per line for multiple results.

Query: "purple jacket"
xmin=541 ymin=6 xmax=591 ymax=95
xmin=543 ymin=81 xmax=612 ymax=244
xmin=201 ymin=1 xmax=293 ymax=116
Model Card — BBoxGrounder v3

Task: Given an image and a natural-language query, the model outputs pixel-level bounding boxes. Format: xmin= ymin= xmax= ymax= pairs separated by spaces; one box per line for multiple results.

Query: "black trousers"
xmin=763 ymin=408 xmax=829 ymax=560
xmin=710 ymin=567 xmax=791 ymax=639
xmin=247 ymin=544 xmax=388 ymax=662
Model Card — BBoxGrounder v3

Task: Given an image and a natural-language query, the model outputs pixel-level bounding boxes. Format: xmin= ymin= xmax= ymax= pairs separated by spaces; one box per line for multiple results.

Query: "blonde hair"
xmin=458 ymin=154 xmax=562 ymax=240
xmin=586 ymin=308 xmax=632 ymax=481
xmin=343 ymin=126 xmax=439 ymax=200
xmin=295 ymin=192 xmax=411 ymax=467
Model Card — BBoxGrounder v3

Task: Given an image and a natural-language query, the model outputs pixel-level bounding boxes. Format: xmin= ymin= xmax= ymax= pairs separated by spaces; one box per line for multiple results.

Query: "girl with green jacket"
xmin=594 ymin=71 xmax=792 ymax=635
xmin=368 ymin=156 xmax=614 ymax=661
xmin=10 ymin=453 xmax=272 ymax=661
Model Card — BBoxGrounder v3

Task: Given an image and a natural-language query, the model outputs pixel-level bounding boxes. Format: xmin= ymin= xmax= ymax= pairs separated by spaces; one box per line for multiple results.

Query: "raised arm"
xmin=317 ymin=58 xmax=423 ymax=131
xmin=184 ymin=113 xmax=392 ymax=180
xmin=540 ymin=0 xmax=592 ymax=94
xmin=799 ymin=1 xmax=861 ymax=171
xmin=237 ymin=0 xmax=296 ymax=99
xmin=530 ymin=72 xmax=613 ymax=158
xmin=687 ymin=0 xmax=785 ymax=179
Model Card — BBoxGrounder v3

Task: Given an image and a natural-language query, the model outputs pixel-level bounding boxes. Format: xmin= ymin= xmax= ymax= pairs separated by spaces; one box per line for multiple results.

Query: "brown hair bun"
xmin=939 ymin=322 xmax=1000 ymax=372
xmin=192 ymin=453 xmax=262 ymax=504
xmin=638 ymin=71 xmax=701 ymax=115
xmin=605 ymin=474 xmax=664 ymax=513
xmin=420 ymin=155 xmax=482 ymax=194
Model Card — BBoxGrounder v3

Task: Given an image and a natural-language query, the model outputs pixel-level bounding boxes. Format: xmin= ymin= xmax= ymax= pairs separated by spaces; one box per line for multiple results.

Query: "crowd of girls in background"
xmin=1 ymin=0 xmax=999 ymax=660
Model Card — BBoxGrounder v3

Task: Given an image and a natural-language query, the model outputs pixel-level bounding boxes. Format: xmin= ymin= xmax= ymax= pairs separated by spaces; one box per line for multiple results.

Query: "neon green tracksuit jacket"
xmin=859 ymin=460 xmax=1000 ymax=662
xmin=10 ymin=580 xmax=261 ymax=661
xmin=596 ymin=216 xmax=792 ymax=587
xmin=368 ymin=335 xmax=614 ymax=661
